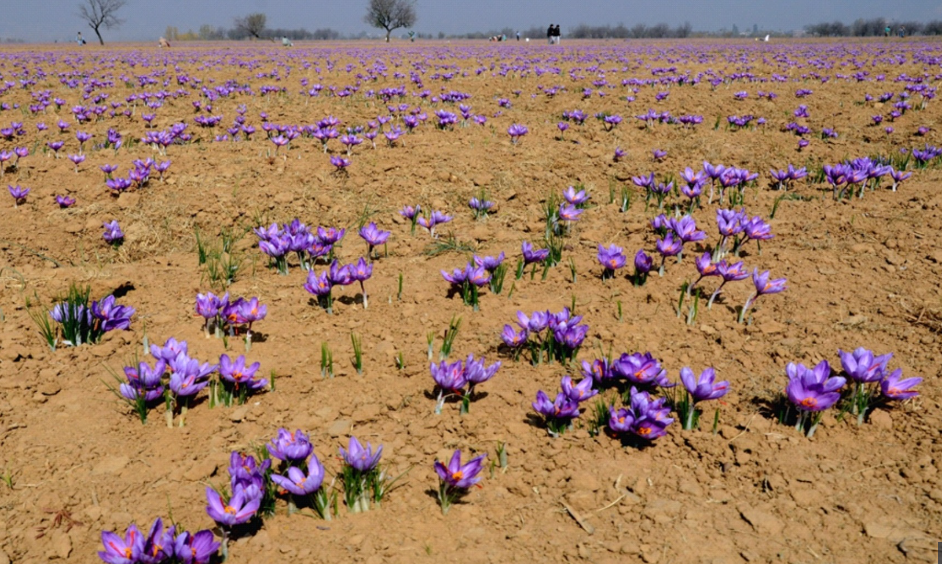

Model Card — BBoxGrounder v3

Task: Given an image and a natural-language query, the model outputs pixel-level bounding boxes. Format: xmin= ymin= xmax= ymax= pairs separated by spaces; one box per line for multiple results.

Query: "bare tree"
xmin=363 ymin=0 xmax=417 ymax=42
xmin=77 ymin=0 xmax=127 ymax=45
xmin=234 ymin=13 xmax=267 ymax=40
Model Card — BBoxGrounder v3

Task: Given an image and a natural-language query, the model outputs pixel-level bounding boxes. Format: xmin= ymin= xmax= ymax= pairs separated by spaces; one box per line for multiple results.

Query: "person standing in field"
xmin=553 ymin=24 xmax=561 ymax=44
xmin=76 ymin=31 xmax=86 ymax=45
xmin=547 ymin=24 xmax=554 ymax=45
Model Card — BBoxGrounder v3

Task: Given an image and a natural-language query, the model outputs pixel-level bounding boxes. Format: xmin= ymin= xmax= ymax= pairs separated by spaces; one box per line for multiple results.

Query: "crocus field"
xmin=0 ymin=38 xmax=941 ymax=563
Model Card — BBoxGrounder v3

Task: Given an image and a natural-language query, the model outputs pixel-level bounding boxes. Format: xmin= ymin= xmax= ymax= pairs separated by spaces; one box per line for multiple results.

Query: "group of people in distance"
xmin=547 ymin=24 xmax=561 ymax=44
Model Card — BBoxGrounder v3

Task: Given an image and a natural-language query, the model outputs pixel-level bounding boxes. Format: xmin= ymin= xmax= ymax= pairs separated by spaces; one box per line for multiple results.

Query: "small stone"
xmin=327 ymin=419 xmax=352 ymax=437
xmin=229 ymin=406 xmax=249 ymax=422
xmin=50 ymin=530 xmax=72 ymax=559
xmin=92 ymin=456 xmax=129 ymax=475
xmin=740 ymin=508 xmax=784 ymax=535
xmin=38 ymin=382 xmax=61 ymax=396
xmin=869 ymin=409 xmax=892 ymax=430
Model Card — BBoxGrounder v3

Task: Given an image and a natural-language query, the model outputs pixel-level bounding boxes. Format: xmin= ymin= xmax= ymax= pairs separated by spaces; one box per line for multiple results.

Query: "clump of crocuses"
xmin=608 ymin=387 xmax=675 ymax=441
xmin=206 ymin=451 xmax=269 ymax=559
xmin=435 ymin=449 xmax=486 ymax=515
xmin=197 ymin=294 xmax=266 ymax=349
xmin=255 ymin=220 xmax=344 ymax=274
xmin=503 ymin=308 xmax=588 ymax=364
xmin=304 ymin=258 xmax=370 ymax=313
xmin=267 ymin=428 xmax=333 ymax=519
xmin=33 ymin=285 xmax=134 ymax=350
xmin=441 ymin=261 xmax=491 ymax=310
xmin=430 ymin=354 xmax=501 ymax=414
xmin=97 ymin=518 xmax=219 ymax=564
xmin=838 ymin=347 xmax=921 ymax=425
xmin=783 ymin=360 xmax=845 ymax=437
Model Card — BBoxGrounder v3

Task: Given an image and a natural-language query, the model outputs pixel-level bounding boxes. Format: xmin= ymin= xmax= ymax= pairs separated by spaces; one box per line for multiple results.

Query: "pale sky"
xmin=2 ymin=0 xmax=941 ymax=43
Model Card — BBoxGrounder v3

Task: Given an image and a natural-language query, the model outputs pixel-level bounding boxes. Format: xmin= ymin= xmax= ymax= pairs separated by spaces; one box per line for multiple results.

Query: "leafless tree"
xmin=363 ymin=0 xmax=417 ymax=42
xmin=234 ymin=13 xmax=267 ymax=40
xmin=77 ymin=0 xmax=127 ymax=45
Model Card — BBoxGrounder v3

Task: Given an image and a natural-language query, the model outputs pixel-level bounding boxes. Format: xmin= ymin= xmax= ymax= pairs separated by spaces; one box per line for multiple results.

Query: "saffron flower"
xmin=677 ymin=367 xmax=729 ymax=430
xmin=632 ymin=249 xmax=653 ymax=285
xmin=103 ymin=220 xmax=124 ymax=245
xmin=8 ymin=185 xmax=28 ymax=207
xmin=205 ymin=485 xmax=261 ymax=527
xmin=267 ymin=428 xmax=314 ymax=462
xmin=607 ymin=387 xmax=674 ymax=440
xmin=532 ymin=390 xmax=581 ymax=437
xmin=739 ymin=268 xmax=786 ymax=323
xmin=507 ymin=123 xmax=528 ymax=144
xmin=881 ymin=369 xmax=921 ymax=401
xmin=56 ymin=195 xmax=76 ymax=208
xmin=435 ymin=449 xmax=487 ymax=515
xmin=340 ymin=436 xmax=383 ymax=472
xmin=172 ymin=530 xmax=219 ymax=564
xmin=597 ymin=243 xmax=626 ymax=279
xmin=270 ymin=455 xmax=325 ymax=496
xmin=562 ymin=185 xmax=590 ymax=207
xmin=359 ymin=222 xmax=390 ymax=259
xmin=330 ymin=155 xmax=350 ymax=172
xmin=785 ymin=360 xmax=845 ymax=437
xmin=521 ymin=241 xmax=549 ymax=264
xmin=98 ymin=523 xmax=144 ymax=564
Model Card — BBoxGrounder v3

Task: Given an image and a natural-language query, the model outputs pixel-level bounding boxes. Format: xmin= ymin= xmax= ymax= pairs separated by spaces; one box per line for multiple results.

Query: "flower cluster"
xmin=502 ymin=308 xmax=588 ymax=364
xmin=98 ymin=518 xmax=219 ymax=564
xmin=255 ymin=219 xmax=344 ymax=274
xmin=430 ymin=354 xmax=501 ymax=413
xmin=784 ymin=349 xmax=920 ymax=437
xmin=532 ymin=374 xmax=598 ymax=436
xmin=43 ymin=289 xmax=134 ymax=349
xmin=195 ymin=292 xmax=267 ymax=346
xmin=303 ymin=257 xmax=372 ymax=312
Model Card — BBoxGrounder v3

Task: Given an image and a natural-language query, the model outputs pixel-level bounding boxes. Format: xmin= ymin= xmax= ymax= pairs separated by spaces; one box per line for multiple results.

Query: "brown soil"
xmin=0 ymin=40 xmax=941 ymax=563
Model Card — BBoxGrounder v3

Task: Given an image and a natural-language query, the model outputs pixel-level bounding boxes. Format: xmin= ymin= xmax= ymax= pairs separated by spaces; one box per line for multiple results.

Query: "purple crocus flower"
xmin=680 ymin=367 xmax=729 ymax=402
xmin=562 ymin=186 xmax=590 ymax=206
xmin=267 ymin=428 xmax=314 ymax=462
xmin=501 ymin=324 xmax=528 ymax=348
xmin=359 ymin=222 xmax=390 ymax=257
xmin=205 ymin=485 xmax=260 ymax=527
xmin=98 ymin=524 xmax=145 ymax=564
xmin=139 ymin=517 xmax=175 ymax=564
xmin=271 ymin=456 xmax=325 ymax=496
xmin=473 ymin=252 xmax=505 ymax=272
xmin=340 ymin=436 xmax=383 ymax=472
xmin=8 ymin=184 xmax=29 ymax=207
xmin=652 ymin=149 xmax=667 ymax=161
xmin=91 ymin=295 xmax=135 ymax=331
xmin=329 ymin=155 xmax=350 ymax=171
xmin=218 ymin=354 xmax=267 ymax=391
xmin=507 ymin=123 xmax=528 ymax=143
xmin=669 ymin=216 xmax=707 ymax=244
xmin=532 ymin=390 xmax=580 ymax=421
xmin=435 ymin=449 xmax=486 ymax=489
xmin=103 ymin=220 xmax=124 ymax=244
xmin=611 ymin=352 xmax=669 ymax=387
xmin=560 ymin=375 xmax=598 ymax=403
xmin=881 ymin=369 xmax=921 ymax=400
xmin=151 ymin=338 xmax=188 ymax=363
xmin=558 ymin=202 xmax=582 ymax=223
xmin=597 ymin=243 xmax=626 ymax=277
xmin=172 ymin=530 xmax=219 ymax=564
xmin=786 ymin=360 xmax=844 ymax=413
xmin=521 ymin=241 xmax=549 ymax=264
xmin=838 ymin=348 xmax=892 ymax=383
xmin=431 ymin=359 xmax=467 ymax=392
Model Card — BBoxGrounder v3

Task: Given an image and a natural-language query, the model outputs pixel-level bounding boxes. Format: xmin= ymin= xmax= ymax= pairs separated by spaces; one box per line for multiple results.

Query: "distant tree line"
xmin=164 ymin=25 xmax=341 ymax=41
xmin=805 ymin=18 xmax=942 ymax=36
